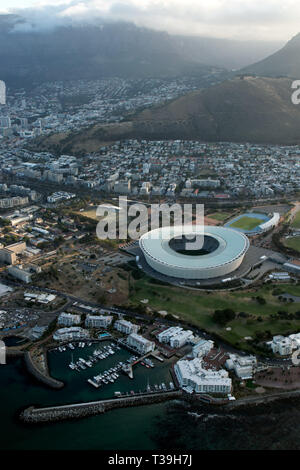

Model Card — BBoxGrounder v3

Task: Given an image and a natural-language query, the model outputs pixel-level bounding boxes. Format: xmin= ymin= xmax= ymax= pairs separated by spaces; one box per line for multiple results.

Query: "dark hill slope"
xmin=33 ymin=77 xmax=300 ymax=154
xmin=133 ymin=76 xmax=300 ymax=143
xmin=242 ymin=33 xmax=300 ymax=78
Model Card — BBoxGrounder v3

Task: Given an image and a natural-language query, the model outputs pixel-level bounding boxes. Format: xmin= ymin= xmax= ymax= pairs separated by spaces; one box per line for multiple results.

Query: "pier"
xmin=116 ymin=339 xmax=165 ymax=378
xmin=20 ymin=389 xmax=182 ymax=424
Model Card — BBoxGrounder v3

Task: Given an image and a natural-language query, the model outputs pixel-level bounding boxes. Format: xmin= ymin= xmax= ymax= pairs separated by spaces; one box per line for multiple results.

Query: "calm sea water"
xmin=1 ymin=343 xmax=300 ymax=450
xmin=0 ymin=342 xmax=174 ymax=450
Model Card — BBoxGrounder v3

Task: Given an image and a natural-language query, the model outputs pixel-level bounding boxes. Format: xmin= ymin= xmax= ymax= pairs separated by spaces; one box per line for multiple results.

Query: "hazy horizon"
xmin=0 ymin=0 xmax=298 ymax=42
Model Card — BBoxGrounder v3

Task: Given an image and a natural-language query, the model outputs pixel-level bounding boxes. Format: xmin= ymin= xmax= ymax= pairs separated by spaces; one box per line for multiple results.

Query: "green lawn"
xmin=291 ymin=211 xmax=300 ymax=229
xmin=284 ymin=236 xmax=300 ymax=253
xmin=209 ymin=212 xmax=232 ymax=222
xmin=129 ymin=279 xmax=300 ymax=352
xmin=229 ymin=216 xmax=262 ymax=231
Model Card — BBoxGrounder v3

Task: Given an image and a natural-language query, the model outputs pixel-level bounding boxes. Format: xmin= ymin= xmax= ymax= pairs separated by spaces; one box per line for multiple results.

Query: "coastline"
xmin=19 ymin=385 xmax=300 ymax=425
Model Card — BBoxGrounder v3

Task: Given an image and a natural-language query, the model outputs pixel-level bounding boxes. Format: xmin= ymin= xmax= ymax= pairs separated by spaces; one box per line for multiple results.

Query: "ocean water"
xmin=1 ymin=351 xmax=300 ymax=450
xmin=0 ymin=344 xmax=173 ymax=450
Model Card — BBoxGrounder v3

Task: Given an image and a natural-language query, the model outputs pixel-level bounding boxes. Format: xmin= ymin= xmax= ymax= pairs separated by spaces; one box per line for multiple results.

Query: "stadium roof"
xmin=139 ymin=225 xmax=249 ymax=270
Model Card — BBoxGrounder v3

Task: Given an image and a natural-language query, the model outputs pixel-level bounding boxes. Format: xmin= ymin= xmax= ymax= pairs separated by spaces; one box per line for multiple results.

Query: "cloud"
xmin=8 ymin=0 xmax=300 ymax=40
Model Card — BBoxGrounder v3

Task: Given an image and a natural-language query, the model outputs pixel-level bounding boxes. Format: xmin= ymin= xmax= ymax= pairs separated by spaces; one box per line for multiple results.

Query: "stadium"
xmin=225 ymin=212 xmax=280 ymax=235
xmin=139 ymin=225 xmax=250 ymax=280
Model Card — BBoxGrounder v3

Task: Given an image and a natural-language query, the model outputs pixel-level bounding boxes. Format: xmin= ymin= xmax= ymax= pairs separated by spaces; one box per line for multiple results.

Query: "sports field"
xmin=291 ymin=211 xmax=300 ymax=229
xmin=284 ymin=236 xmax=300 ymax=253
xmin=229 ymin=216 xmax=262 ymax=231
xmin=209 ymin=212 xmax=232 ymax=222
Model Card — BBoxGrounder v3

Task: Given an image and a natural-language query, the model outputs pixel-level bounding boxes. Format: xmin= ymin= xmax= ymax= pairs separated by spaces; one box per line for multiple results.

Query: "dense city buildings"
xmin=1 ymin=80 xmax=300 ymax=206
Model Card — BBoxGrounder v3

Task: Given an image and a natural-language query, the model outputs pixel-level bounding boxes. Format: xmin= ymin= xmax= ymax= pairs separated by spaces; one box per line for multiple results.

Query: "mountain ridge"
xmin=242 ymin=33 xmax=300 ymax=78
xmin=0 ymin=14 xmax=284 ymax=87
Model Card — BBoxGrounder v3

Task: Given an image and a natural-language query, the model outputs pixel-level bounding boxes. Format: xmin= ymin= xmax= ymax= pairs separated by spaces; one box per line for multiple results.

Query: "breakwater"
xmin=6 ymin=349 xmax=24 ymax=358
xmin=226 ymin=388 xmax=300 ymax=408
xmin=24 ymin=351 xmax=64 ymax=390
xmin=20 ymin=390 xmax=182 ymax=424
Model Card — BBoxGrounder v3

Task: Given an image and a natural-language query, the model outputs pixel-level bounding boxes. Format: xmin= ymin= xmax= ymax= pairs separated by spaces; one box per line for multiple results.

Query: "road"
xmin=1 ymin=276 xmax=293 ymax=368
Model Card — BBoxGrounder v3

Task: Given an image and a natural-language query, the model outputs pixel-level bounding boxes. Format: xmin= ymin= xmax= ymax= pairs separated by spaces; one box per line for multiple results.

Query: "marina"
xmin=51 ymin=340 xmax=162 ymax=390
xmin=47 ymin=339 xmax=175 ymax=401
xmin=87 ymin=361 xmax=124 ymax=388
xmin=67 ymin=343 xmax=120 ymax=372
xmin=2 ymin=354 xmax=300 ymax=450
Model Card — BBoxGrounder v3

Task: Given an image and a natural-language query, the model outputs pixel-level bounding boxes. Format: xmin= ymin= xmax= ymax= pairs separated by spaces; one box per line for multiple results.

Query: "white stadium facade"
xmin=139 ymin=225 xmax=250 ymax=280
xmin=258 ymin=212 xmax=280 ymax=232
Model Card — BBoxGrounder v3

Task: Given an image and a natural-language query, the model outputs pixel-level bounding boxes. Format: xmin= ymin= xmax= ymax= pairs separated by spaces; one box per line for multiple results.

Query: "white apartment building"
xmin=174 ymin=358 xmax=232 ymax=394
xmin=225 ymin=354 xmax=257 ymax=379
xmin=0 ymin=241 xmax=27 ymax=265
xmin=289 ymin=333 xmax=300 ymax=349
xmin=58 ymin=312 xmax=81 ymax=327
xmin=7 ymin=265 xmax=32 ymax=283
xmin=157 ymin=326 xmax=183 ymax=343
xmin=114 ymin=319 xmax=139 ymax=335
xmin=157 ymin=326 xmax=193 ymax=348
xmin=0 ymin=196 xmax=28 ymax=209
xmin=170 ymin=330 xmax=194 ymax=348
xmin=127 ymin=333 xmax=155 ymax=355
xmin=53 ymin=327 xmax=90 ymax=342
xmin=85 ymin=314 xmax=113 ymax=328
xmin=192 ymin=339 xmax=214 ymax=358
xmin=24 ymin=292 xmax=56 ymax=304
xmin=270 ymin=335 xmax=294 ymax=356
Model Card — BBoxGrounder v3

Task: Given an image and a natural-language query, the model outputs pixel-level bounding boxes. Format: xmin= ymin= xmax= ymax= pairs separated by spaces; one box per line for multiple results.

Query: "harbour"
xmin=2 ymin=353 xmax=300 ymax=450
xmin=47 ymin=339 xmax=176 ymax=401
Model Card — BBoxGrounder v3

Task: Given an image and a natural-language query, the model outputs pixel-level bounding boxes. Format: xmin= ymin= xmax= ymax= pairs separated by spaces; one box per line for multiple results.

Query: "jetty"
xmin=24 ymin=351 xmax=64 ymax=390
xmin=20 ymin=389 xmax=182 ymax=424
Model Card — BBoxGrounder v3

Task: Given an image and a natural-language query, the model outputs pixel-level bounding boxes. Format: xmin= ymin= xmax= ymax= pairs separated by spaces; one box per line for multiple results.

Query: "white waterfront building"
xmin=192 ymin=339 xmax=214 ymax=358
xmin=114 ymin=319 xmax=139 ymax=335
xmin=270 ymin=335 xmax=294 ymax=356
xmin=225 ymin=354 xmax=257 ymax=379
xmin=170 ymin=330 xmax=194 ymax=348
xmin=157 ymin=326 xmax=183 ymax=343
xmin=57 ymin=312 xmax=81 ymax=327
xmin=288 ymin=333 xmax=300 ymax=349
xmin=174 ymin=358 xmax=232 ymax=394
xmin=53 ymin=327 xmax=90 ymax=342
xmin=127 ymin=333 xmax=155 ymax=355
xmin=85 ymin=314 xmax=113 ymax=328
xmin=157 ymin=326 xmax=194 ymax=348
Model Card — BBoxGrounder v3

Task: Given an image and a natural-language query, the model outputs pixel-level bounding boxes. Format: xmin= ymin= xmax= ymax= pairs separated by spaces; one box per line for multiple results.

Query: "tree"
xmin=212 ymin=308 xmax=235 ymax=325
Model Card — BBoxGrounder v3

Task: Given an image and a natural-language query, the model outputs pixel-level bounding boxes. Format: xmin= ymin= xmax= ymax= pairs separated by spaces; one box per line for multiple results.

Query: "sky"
xmin=0 ymin=0 xmax=299 ymax=41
